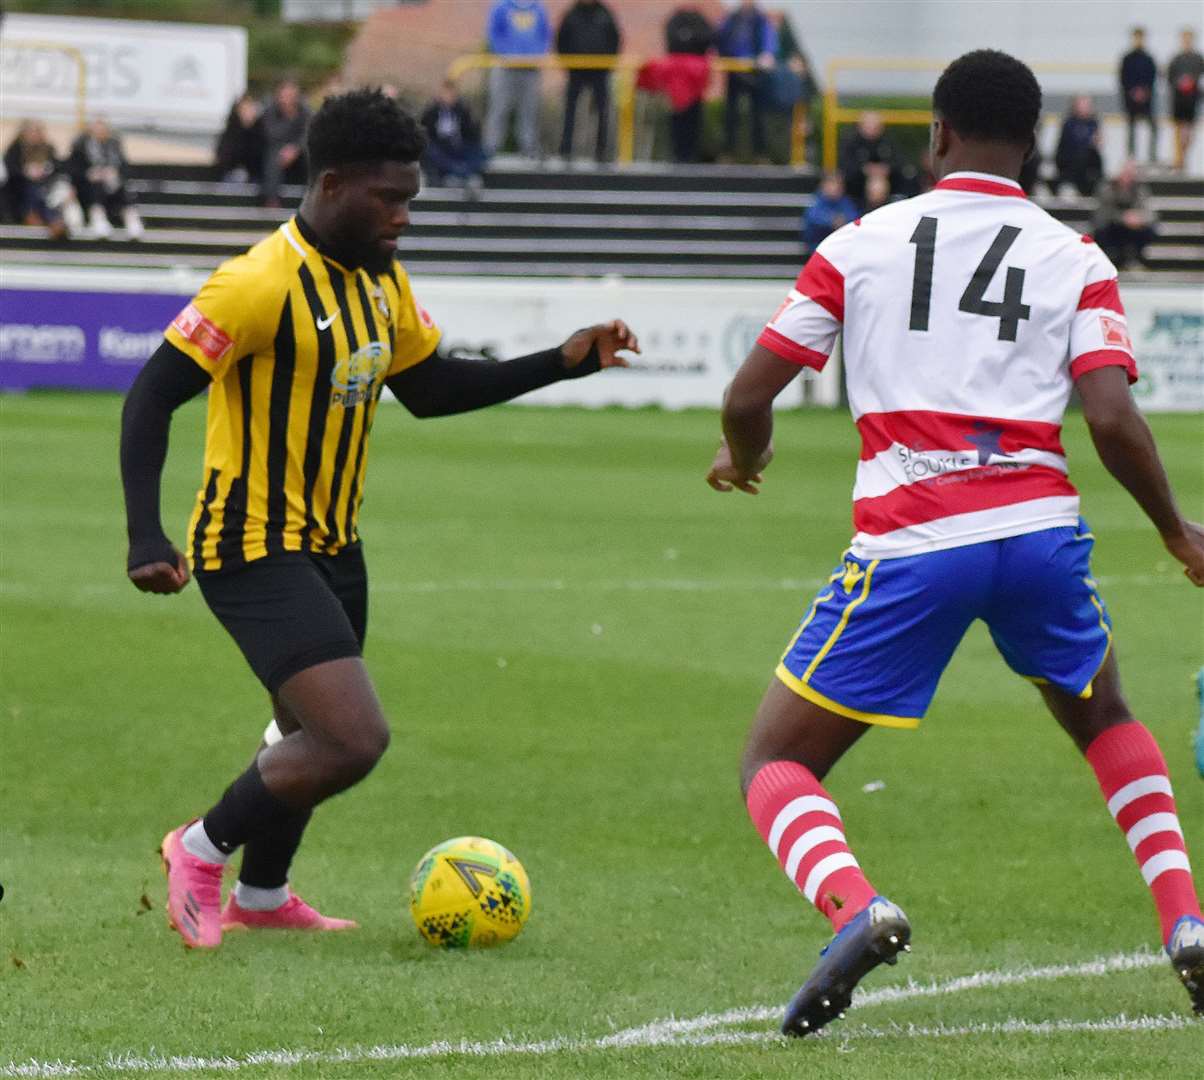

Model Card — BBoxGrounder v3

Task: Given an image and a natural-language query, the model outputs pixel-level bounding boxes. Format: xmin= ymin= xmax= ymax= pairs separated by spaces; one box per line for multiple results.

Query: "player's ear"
xmin=318 ymin=167 xmax=343 ymax=198
xmin=930 ymin=117 xmax=951 ymax=160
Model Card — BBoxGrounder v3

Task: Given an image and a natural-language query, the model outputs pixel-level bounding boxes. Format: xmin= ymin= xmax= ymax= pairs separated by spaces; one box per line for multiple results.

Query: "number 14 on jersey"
xmin=909 ymin=216 xmax=1032 ymax=342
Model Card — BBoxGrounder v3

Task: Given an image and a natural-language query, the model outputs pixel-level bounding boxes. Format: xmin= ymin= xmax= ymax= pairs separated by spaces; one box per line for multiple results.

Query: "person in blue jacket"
xmin=715 ymin=0 xmax=778 ymax=160
xmin=483 ymin=0 xmax=551 ymax=159
xmin=800 ymin=171 xmax=858 ymax=252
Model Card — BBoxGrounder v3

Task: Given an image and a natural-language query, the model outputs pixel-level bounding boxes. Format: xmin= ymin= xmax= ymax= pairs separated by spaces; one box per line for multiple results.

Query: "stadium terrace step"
xmin=127 ymin=159 xmax=816 ymax=195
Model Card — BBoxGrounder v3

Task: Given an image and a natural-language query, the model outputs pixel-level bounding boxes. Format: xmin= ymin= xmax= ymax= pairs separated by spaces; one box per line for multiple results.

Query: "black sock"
xmin=201 ymin=761 xmax=295 ymax=857
xmin=236 ymin=806 xmax=313 ymax=889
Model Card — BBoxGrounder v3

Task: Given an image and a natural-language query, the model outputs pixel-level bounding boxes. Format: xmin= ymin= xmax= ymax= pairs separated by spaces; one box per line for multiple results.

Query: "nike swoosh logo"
xmin=316 ymin=311 xmax=339 ymax=330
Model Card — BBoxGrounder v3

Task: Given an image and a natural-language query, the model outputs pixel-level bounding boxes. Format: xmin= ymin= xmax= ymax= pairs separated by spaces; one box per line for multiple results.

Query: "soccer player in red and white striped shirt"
xmin=708 ymin=49 xmax=1204 ymax=1036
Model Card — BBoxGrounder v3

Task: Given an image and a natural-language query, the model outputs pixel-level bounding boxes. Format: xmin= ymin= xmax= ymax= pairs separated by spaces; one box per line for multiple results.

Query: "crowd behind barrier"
xmin=2 ymin=8 xmax=1200 ymax=273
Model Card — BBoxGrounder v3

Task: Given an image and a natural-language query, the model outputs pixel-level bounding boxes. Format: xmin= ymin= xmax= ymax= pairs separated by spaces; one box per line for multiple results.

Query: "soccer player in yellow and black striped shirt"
xmin=120 ymin=89 xmax=638 ymax=947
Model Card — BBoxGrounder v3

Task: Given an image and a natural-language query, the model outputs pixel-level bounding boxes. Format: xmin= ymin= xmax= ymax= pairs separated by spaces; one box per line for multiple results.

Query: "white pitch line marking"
xmin=1 ymin=1015 xmax=1191 ymax=1078
xmin=2 ymin=949 xmax=1188 ymax=1077
xmin=594 ymin=947 xmax=1167 ymax=1044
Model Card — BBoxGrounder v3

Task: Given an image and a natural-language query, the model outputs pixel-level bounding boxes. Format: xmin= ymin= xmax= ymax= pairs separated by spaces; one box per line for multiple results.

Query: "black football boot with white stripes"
xmin=782 ymin=895 xmax=911 ymax=1037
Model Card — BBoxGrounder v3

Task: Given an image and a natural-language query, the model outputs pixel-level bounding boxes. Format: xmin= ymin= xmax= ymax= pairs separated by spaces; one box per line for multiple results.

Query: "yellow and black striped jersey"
xmin=165 ymin=216 xmax=441 ymax=573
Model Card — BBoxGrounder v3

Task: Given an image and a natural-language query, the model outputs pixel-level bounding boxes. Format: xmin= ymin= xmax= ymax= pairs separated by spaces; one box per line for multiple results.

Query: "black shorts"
xmin=197 ymin=547 xmax=368 ymax=694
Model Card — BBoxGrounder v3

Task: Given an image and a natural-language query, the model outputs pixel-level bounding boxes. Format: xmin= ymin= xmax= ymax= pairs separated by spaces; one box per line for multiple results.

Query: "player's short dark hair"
xmin=306 ymin=87 xmax=426 ymax=176
xmin=932 ymin=50 xmax=1042 ymax=148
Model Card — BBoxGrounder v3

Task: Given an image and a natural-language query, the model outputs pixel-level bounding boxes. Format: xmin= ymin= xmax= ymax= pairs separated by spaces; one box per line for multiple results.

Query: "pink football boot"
xmin=222 ymin=891 xmax=358 ymax=932
xmin=159 ymin=822 xmax=224 ymax=949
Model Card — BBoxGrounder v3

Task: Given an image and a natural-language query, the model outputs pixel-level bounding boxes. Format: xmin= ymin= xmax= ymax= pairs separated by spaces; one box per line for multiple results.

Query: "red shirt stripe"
xmin=794 ymin=251 xmax=844 ymax=322
xmin=933 ymin=176 xmax=1028 ymax=198
xmin=1078 ymin=278 xmax=1124 ymax=314
xmin=1070 ymin=349 xmax=1138 ymax=384
xmin=853 ymin=466 xmax=1076 ymax=535
xmin=854 ymin=410 xmax=1066 ymax=462
xmin=757 ymin=326 xmax=828 ymax=369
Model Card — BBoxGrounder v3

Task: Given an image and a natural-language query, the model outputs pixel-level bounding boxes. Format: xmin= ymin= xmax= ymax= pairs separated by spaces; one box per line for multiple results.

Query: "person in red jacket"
xmin=637 ymin=52 xmax=712 ymax=163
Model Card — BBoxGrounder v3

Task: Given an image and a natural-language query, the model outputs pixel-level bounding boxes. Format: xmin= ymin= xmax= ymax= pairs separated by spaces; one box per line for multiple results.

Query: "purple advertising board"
xmin=0 ymin=287 xmax=189 ymax=392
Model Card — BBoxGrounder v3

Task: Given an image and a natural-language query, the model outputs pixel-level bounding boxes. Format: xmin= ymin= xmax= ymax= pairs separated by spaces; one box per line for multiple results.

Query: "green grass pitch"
xmin=1 ymin=393 xmax=1201 ymax=1079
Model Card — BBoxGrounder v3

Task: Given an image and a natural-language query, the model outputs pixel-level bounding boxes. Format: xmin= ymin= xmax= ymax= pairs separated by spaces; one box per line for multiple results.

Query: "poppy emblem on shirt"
xmin=1099 ymin=315 xmax=1132 ymax=351
xmin=171 ymin=303 xmax=232 ymax=363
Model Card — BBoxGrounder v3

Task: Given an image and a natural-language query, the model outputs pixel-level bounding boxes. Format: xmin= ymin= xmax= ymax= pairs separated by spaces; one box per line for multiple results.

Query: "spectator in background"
xmin=421 ymin=79 xmax=487 ymax=194
xmin=1094 ymin=159 xmax=1158 ymax=269
xmin=639 ymin=6 xmax=713 ymax=164
xmin=800 ymin=171 xmax=856 ymax=252
xmin=1119 ymin=27 xmax=1157 ymax=163
xmin=637 ymin=52 xmax=711 ymax=163
xmin=2 ymin=120 xmax=80 ymax=239
xmin=216 ymin=94 xmax=266 ymax=184
xmin=1054 ymin=95 xmax=1103 ymax=196
xmin=863 ymin=173 xmax=893 ymax=213
xmin=1168 ymin=28 xmax=1203 ymax=171
xmin=67 ymin=116 xmax=142 ymax=240
xmin=483 ymin=0 xmax=551 ymax=160
xmin=664 ymin=6 xmax=712 ymax=57
xmin=838 ymin=112 xmax=901 ymax=207
xmin=768 ymin=11 xmax=814 ymax=153
xmin=262 ymin=79 xmax=310 ymax=207
xmin=715 ymin=0 xmax=777 ymax=161
xmin=556 ymin=0 xmax=621 ymax=164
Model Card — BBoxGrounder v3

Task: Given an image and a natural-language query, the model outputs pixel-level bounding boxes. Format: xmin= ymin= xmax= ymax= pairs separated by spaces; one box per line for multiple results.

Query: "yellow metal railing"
xmin=822 ymin=57 xmax=1113 ymax=171
xmin=0 ymin=39 xmax=88 ymax=128
xmin=448 ymin=53 xmax=809 ymax=166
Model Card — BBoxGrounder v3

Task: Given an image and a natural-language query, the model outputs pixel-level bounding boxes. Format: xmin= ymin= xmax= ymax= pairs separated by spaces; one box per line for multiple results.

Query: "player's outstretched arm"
xmin=120 ymin=341 xmax=209 ymax=594
xmin=387 ymin=320 xmax=639 ymax=419
xmin=1077 ymin=365 xmax=1204 ymax=586
xmin=707 ymin=345 xmax=802 ymax=495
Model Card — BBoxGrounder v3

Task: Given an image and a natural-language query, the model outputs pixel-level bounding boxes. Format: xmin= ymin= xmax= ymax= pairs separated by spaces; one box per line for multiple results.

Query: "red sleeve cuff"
xmin=757 ymin=327 xmax=829 ymax=370
xmin=1070 ymin=349 xmax=1138 ymax=384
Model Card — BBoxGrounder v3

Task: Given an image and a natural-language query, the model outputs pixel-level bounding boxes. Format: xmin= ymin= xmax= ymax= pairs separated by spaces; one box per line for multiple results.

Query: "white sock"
xmin=233 ymin=881 xmax=289 ymax=911
xmin=181 ymin=820 xmax=229 ymax=865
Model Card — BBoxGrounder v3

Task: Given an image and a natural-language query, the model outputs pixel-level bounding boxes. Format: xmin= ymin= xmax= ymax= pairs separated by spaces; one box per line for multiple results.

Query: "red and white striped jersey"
xmin=759 ymin=171 xmax=1137 ymax=559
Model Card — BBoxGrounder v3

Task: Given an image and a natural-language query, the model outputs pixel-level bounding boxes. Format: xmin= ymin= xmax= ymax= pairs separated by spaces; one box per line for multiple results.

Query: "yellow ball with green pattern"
xmin=409 ymin=836 xmax=532 ymax=948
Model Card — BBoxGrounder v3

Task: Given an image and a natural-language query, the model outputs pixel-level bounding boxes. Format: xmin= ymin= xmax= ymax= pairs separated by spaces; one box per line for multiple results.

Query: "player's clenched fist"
xmin=128 ymin=550 xmax=191 ymax=594
xmin=560 ymin=320 xmax=640 ymax=371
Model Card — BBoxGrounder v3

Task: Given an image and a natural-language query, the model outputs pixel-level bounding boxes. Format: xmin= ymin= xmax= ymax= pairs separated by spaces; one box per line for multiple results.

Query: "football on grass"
xmin=409 ymin=836 xmax=531 ymax=947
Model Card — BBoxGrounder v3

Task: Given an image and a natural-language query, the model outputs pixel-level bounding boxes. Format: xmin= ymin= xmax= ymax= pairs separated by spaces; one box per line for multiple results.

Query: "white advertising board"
xmin=412 ymin=276 xmax=831 ymax=410
xmin=2 ymin=266 xmax=1197 ymax=414
xmin=0 ymin=14 xmax=246 ymax=133
xmin=1124 ymin=284 xmax=1204 ymax=414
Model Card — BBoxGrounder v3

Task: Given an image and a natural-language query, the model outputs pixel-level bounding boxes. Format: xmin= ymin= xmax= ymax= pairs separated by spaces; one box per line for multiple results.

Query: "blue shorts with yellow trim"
xmin=776 ymin=521 xmax=1112 ymax=729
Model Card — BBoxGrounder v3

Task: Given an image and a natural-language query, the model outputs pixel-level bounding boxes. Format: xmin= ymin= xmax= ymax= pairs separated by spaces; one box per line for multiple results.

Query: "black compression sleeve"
xmin=120 ymin=341 xmax=210 ymax=571
xmin=385 ymin=343 xmax=601 ymax=419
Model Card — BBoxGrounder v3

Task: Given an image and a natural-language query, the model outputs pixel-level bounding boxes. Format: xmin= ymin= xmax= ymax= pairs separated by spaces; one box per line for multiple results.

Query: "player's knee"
xmin=322 ymin=709 xmax=390 ymax=784
xmin=340 ymin=721 xmax=390 ymax=780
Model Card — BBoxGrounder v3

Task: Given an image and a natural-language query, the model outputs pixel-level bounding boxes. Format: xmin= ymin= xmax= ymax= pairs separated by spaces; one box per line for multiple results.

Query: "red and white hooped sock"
xmin=1086 ymin=721 xmax=1202 ymax=945
xmin=746 ymin=760 xmax=878 ymax=933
